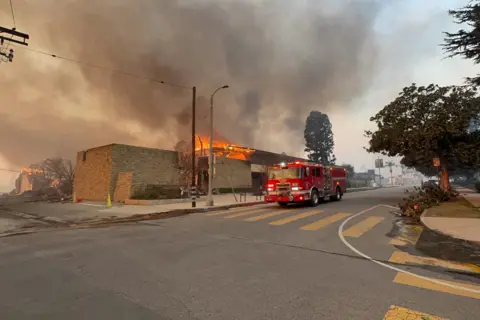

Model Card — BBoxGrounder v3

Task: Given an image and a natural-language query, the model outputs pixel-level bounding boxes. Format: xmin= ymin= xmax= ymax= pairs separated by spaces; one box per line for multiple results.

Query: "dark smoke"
xmin=1 ymin=0 xmax=382 ymax=167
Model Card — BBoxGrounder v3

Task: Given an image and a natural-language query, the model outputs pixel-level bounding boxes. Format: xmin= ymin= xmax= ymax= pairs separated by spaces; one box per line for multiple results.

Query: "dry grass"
xmin=425 ymin=197 xmax=480 ymax=218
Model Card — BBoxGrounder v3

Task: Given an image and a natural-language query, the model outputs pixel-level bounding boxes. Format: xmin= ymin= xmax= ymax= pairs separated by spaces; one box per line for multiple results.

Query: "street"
xmin=0 ymin=188 xmax=479 ymax=319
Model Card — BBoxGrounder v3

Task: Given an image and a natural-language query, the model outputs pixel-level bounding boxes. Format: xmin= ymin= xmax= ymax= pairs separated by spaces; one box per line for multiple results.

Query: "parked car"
xmin=422 ymin=180 xmax=439 ymax=189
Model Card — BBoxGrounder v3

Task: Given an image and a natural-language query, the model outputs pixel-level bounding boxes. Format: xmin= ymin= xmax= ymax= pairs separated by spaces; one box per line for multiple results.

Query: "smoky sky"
xmin=1 ymin=0 xmax=383 ymax=167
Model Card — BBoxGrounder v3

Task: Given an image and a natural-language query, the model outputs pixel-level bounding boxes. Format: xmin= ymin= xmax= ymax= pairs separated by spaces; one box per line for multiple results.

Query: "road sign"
xmin=433 ymin=158 xmax=440 ymax=167
xmin=375 ymin=159 xmax=383 ymax=168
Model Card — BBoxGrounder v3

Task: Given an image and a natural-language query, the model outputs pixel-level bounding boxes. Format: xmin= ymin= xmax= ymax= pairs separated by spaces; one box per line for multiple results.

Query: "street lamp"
xmin=206 ymin=85 xmax=229 ymax=207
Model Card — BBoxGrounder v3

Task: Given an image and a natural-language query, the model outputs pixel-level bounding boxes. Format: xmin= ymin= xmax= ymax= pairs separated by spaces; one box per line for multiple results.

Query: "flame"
xmin=21 ymin=168 xmax=44 ymax=175
xmin=195 ymin=135 xmax=255 ymax=161
xmin=50 ymin=179 xmax=60 ymax=187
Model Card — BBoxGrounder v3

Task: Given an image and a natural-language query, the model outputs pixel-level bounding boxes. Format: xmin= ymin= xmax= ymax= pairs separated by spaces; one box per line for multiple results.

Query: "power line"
xmin=14 ymin=45 xmax=192 ymax=90
xmin=8 ymin=0 xmax=16 ymax=28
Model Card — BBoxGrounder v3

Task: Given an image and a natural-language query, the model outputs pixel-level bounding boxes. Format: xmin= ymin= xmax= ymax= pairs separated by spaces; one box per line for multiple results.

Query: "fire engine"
xmin=264 ymin=161 xmax=347 ymax=207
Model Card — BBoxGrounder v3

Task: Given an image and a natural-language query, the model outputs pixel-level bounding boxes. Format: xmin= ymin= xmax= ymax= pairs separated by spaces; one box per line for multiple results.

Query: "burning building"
xmin=73 ymin=139 xmax=308 ymax=202
xmin=15 ymin=168 xmax=49 ymax=194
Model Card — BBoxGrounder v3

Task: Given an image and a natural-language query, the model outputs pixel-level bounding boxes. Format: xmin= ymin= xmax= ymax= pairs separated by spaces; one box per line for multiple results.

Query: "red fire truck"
xmin=264 ymin=161 xmax=347 ymax=207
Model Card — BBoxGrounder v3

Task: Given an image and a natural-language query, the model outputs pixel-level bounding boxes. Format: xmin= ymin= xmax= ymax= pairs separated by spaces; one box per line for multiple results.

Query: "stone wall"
xmin=74 ymin=145 xmax=113 ymax=201
xmin=110 ymin=144 xmax=181 ymax=198
xmin=213 ymin=156 xmax=252 ymax=189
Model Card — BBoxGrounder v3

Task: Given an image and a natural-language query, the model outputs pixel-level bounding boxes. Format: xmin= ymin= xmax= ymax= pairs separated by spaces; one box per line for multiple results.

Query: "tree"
xmin=42 ymin=158 xmax=75 ymax=194
xmin=365 ymin=83 xmax=480 ymax=190
xmin=443 ymin=1 xmax=480 ymax=86
xmin=341 ymin=163 xmax=355 ymax=180
xmin=304 ymin=111 xmax=336 ymax=164
xmin=174 ymin=140 xmax=193 ymax=189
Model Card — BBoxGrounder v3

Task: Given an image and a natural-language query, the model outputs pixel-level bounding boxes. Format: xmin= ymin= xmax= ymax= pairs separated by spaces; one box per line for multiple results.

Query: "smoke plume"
xmin=1 ymin=0 xmax=382 ymax=167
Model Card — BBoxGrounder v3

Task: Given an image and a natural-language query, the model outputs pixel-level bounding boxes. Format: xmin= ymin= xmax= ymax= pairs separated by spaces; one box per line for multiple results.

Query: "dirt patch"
xmin=425 ymin=197 xmax=480 ymax=219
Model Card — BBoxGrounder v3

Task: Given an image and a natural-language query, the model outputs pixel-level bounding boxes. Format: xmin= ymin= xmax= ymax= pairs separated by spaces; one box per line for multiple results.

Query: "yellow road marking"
xmin=389 ymin=225 xmax=423 ymax=246
xmin=206 ymin=206 xmax=266 ymax=217
xmin=300 ymin=213 xmax=351 ymax=231
xmin=269 ymin=210 xmax=323 ymax=226
xmin=244 ymin=210 xmax=291 ymax=222
xmin=342 ymin=216 xmax=384 ymax=238
xmin=389 ymin=251 xmax=480 ymax=274
xmin=224 ymin=208 xmax=270 ymax=219
xmin=383 ymin=305 xmax=448 ymax=320
xmin=393 ymin=272 xmax=480 ymax=300
xmin=205 ymin=210 xmax=231 ymax=216
xmin=390 ymin=238 xmax=408 ymax=246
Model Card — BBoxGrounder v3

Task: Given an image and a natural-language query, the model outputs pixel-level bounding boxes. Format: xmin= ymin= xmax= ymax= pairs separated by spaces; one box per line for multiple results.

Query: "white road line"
xmin=337 ymin=204 xmax=480 ymax=294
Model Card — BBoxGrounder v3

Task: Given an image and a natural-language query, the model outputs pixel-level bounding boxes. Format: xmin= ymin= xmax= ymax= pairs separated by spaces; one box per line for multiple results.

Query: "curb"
xmin=420 ymin=209 xmax=480 ymax=247
xmin=70 ymin=201 xmax=266 ymax=227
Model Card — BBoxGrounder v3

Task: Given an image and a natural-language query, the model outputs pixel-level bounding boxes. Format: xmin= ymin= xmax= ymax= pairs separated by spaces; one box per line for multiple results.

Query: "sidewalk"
xmin=3 ymin=187 xmax=381 ymax=225
xmin=421 ymin=187 xmax=480 ymax=244
xmin=2 ymin=193 xmax=265 ymax=224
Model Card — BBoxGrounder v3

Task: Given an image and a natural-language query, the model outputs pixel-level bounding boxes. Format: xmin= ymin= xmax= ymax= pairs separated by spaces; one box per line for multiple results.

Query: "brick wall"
xmin=19 ymin=174 xmax=32 ymax=193
xmin=113 ymin=172 xmax=133 ymax=202
xmin=73 ymin=145 xmax=113 ymax=201
xmin=213 ymin=156 xmax=252 ymax=189
xmin=110 ymin=144 xmax=181 ymax=198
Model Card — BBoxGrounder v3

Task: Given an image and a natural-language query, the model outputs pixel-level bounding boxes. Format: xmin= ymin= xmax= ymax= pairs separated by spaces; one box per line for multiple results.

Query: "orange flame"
xmin=21 ymin=168 xmax=44 ymax=175
xmin=195 ymin=135 xmax=255 ymax=161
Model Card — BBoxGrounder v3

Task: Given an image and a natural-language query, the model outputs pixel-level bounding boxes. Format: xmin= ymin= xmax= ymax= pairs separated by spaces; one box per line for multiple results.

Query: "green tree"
xmin=443 ymin=1 xmax=480 ymax=85
xmin=365 ymin=83 xmax=480 ymax=190
xmin=304 ymin=111 xmax=336 ymax=164
xmin=341 ymin=163 xmax=355 ymax=180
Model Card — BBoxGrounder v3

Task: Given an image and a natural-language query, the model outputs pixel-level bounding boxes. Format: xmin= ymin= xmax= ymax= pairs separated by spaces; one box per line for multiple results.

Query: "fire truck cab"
xmin=264 ymin=161 xmax=347 ymax=207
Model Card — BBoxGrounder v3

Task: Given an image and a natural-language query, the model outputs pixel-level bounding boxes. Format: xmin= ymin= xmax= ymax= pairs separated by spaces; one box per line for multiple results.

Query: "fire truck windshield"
xmin=268 ymin=167 xmax=301 ymax=179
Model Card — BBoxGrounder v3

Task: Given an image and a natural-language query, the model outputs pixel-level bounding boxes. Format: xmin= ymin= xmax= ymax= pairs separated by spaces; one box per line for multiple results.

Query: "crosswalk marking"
xmin=300 ymin=213 xmax=351 ymax=231
xmin=206 ymin=206 xmax=266 ymax=217
xmin=393 ymin=272 xmax=480 ymax=300
xmin=342 ymin=216 xmax=385 ymax=238
xmin=389 ymin=225 xmax=423 ymax=246
xmin=269 ymin=210 xmax=323 ymax=226
xmin=205 ymin=210 xmax=231 ymax=216
xmin=383 ymin=305 xmax=447 ymax=320
xmin=244 ymin=210 xmax=291 ymax=222
xmin=389 ymin=251 xmax=480 ymax=274
xmin=225 ymin=208 xmax=270 ymax=219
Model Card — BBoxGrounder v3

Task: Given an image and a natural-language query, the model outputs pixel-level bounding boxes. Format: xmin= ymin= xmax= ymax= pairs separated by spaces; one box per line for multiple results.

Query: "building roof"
xmin=248 ymin=149 xmax=310 ymax=166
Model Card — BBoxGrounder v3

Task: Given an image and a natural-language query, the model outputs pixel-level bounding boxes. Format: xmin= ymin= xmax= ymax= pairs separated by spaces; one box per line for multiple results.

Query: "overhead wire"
xmin=12 ymin=45 xmax=193 ymax=90
xmin=8 ymin=0 xmax=16 ymax=28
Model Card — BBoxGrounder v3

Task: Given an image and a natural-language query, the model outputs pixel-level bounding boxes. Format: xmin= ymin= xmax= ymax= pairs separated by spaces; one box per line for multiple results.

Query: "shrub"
xmin=475 ymin=182 xmax=480 ymax=193
xmin=398 ymin=186 xmax=459 ymax=218
xmin=131 ymin=185 xmax=182 ymax=200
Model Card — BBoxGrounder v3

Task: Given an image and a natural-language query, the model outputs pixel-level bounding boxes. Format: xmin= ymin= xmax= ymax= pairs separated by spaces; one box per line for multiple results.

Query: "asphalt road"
xmin=0 ymin=188 xmax=479 ymax=319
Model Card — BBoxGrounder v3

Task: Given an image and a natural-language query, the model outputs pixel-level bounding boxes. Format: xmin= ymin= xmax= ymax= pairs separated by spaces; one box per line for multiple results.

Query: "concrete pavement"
xmin=0 ymin=188 xmax=379 ymax=225
xmin=0 ymin=187 xmax=478 ymax=319
xmin=421 ymin=186 xmax=480 ymax=244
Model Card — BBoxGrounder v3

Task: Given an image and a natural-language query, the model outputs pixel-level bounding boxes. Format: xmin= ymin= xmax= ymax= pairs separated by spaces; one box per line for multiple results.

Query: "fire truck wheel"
xmin=278 ymin=202 xmax=288 ymax=208
xmin=330 ymin=187 xmax=342 ymax=201
xmin=309 ymin=189 xmax=319 ymax=207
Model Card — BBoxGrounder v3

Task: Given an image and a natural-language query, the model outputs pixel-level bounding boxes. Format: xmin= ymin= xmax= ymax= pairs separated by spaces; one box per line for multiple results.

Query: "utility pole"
xmin=375 ymin=157 xmax=383 ymax=187
xmin=385 ymin=161 xmax=396 ymax=186
xmin=0 ymin=26 xmax=29 ymax=63
xmin=191 ymin=86 xmax=197 ymax=208
xmin=206 ymin=85 xmax=229 ymax=207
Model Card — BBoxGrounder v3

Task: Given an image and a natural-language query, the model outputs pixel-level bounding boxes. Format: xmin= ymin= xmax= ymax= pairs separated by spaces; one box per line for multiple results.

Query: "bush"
xmin=475 ymin=182 xmax=480 ymax=193
xmin=131 ymin=185 xmax=182 ymax=200
xmin=398 ymin=186 xmax=459 ymax=218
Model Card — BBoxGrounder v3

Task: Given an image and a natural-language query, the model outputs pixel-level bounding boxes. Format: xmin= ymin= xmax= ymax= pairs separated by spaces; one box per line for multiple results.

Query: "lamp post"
xmin=206 ymin=85 xmax=229 ymax=207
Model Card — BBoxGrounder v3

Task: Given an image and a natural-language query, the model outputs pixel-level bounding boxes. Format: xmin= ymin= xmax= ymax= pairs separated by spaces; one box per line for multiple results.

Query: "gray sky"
xmin=0 ymin=0 xmax=476 ymax=191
